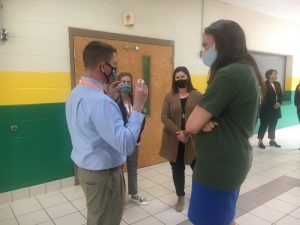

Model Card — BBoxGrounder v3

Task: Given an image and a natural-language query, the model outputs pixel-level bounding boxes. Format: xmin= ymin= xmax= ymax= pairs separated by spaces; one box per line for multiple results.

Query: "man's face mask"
xmin=103 ymin=62 xmax=117 ymax=83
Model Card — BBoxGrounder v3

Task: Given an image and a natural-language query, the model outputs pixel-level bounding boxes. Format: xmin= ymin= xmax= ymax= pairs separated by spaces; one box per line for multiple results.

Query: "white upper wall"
xmin=0 ymin=0 xmax=299 ymax=75
xmin=204 ymin=0 xmax=300 ymax=76
xmin=0 ymin=0 xmax=202 ymax=73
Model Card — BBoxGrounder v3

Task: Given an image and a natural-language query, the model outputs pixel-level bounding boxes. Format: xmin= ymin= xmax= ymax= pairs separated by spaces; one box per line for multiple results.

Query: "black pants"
xmin=258 ymin=117 xmax=278 ymax=140
xmin=297 ymin=107 xmax=300 ymax=123
xmin=170 ymin=142 xmax=195 ymax=197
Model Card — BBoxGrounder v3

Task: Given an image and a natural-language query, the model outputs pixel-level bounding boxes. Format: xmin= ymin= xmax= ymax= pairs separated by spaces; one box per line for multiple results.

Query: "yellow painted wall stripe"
xmin=1 ymin=71 xmax=299 ymax=106
xmin=191 ymin=74 xmax=208 ymax=93
xmin=0 ymin=71 xmax=71 ymax=106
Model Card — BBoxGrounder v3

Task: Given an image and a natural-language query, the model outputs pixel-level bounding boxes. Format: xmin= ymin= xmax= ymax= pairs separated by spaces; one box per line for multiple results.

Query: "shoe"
xmin=175 ymin=196 xmax=185 ymax=212
xmin=269 ymin=141 xmax=281 ymax=148
xmin=131 ymin=193 xmax=149 ymax=205
xmin=258 ymin=143 xmax=266 ymax=149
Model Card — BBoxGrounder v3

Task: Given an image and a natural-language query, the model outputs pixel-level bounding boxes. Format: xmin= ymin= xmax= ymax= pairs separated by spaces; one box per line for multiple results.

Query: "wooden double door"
xmin=70 ymin=30 xmax=174 ymax=168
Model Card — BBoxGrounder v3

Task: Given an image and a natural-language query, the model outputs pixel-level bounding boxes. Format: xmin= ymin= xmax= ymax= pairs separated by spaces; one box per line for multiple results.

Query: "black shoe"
xmin=269 ymin=141 xmax=281 ymax=148
xmin=258 ymin=143 xmax=266 ymax=149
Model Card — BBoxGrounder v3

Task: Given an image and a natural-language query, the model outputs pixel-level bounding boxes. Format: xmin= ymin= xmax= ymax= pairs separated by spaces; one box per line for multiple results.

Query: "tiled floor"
xmin=0 ymin=125 xmax=300 ymax=225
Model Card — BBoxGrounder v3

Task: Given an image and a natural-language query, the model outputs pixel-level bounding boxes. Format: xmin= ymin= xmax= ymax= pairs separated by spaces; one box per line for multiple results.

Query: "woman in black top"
xmin=258 ymin=69 xmax=283 ymax=149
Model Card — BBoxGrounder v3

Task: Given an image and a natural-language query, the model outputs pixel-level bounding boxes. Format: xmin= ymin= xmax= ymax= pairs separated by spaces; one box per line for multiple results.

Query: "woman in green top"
xmin=186 ymin=20 xmax=264 ymax=225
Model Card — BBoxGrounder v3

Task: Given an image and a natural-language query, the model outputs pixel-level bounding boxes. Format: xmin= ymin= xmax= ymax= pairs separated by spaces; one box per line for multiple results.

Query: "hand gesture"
xmin=108 ymin=81 xmax=121 ymax=100
xmin=273 ymin=102 xmax=280 ymax=109
xmin=201 ymin=120 xmax=218 ymax=132
xmin=133 ymin=79 xmax=148 ymax=112
xmin=176 ymin=131 xmax=188 ymax=143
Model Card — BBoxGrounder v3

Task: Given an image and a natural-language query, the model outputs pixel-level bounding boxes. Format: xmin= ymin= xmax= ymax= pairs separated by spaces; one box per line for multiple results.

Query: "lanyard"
xmin=124 ymin=101 xmax=132 ymax=118
xmin=79 ymin=80 xmax=102 ymax=92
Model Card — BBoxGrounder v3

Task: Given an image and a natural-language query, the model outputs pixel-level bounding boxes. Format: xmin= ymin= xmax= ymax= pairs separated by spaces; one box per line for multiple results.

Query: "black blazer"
xmin=294 ymin=85 xmax=300 ymax=107
xmin=259 ymin=80 xmax=282 ymax=120
xmin=117 ymin=100 xmax=146 ymax=143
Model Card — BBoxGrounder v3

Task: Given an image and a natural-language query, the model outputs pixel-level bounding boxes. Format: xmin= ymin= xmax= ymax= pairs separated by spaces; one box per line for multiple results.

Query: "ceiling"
xmin=217 ymin=0 xmax=300 ymax=24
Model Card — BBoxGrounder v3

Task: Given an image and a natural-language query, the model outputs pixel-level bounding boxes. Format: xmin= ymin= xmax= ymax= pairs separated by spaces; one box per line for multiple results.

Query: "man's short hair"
xmin=83 ymin=41 xmax=116 ymax=69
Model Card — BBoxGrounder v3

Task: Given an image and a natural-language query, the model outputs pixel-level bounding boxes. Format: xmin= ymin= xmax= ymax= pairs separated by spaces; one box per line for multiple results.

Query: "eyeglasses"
xmin=105 ymin=62 xmax=117 ymax=76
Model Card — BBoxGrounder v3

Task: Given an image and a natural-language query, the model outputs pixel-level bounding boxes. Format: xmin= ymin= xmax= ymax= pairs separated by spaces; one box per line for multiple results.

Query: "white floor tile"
xmin=53 ymin=212 xmax=86 ymax=225
xmin=131 ymin=216 xmax=164 ymax=225
xmin=138 ymin=169 xmax=161 ymax=178
xmin=159 ymin=192 xmax=178 ymax=207
xmin=122 ymin=206 xmax=150 ymax=224
xmin=140 ymin=199 xmax=170 ymax=215
xmin=289 ymin=207 xmax=300 ymax=220
xmin=277 ymin=192 xmax=300 ymax=206
xmin=0 ymin=192 xmax=12 ymax=205
xmin=138 ymin=179 xmax=158 ymax=190
xmin=71 ymin=197 xmax=86 ymax=211
xmin=144 ymin=185 xmax=171 ymax=198
xmin=0 ymin=218 xmax=18 ymax=225
xmin=236 ymin=213 xmax=271 ymax=225
xmin=249 ymin=205 xmax=285 ymax=223
xmin=0 ymin=207 xmax=14 ymax=221
xmin=45 ymin=180 xmax=61 ymax=193
xmin=45 ymin=202 xmax=77 ymax=219
xmin=17 ymin=210 xmax=50 ymax=225
xmin=264 ymin=198 xmax=298 ymax=214
xmin=10 ymin=198 xmax=42 ymax=216
xmin=60 ymin=186 xmax=84 ymax=201
xmin=12 ymin=188 xmax=29 ymax=202
xmin=148 ymin=174 xmax=171 ymax=184
xmin=154 ymin=208 xmax=187 ymax=225
xmin=60 ymin=177 xmax=75 ymax=189
xmin=38 ymin=221 xmax=55 ymax=225
xmin=29 ymin=184 xmax=45 ymax=197
xmin=275 ymin=215 xmax=300 ymax=225
xmin=37 ymin=193 xmax=68 ymax=208
xmin=80 ymin=209 xmax=87 ymax=218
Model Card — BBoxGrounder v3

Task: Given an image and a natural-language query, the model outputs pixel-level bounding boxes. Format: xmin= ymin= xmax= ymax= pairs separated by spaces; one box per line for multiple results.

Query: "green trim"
xmin=142 ymin=56 xmax=151 ymax=116
xmin=0 ymin=103 xmax=73 ymax=192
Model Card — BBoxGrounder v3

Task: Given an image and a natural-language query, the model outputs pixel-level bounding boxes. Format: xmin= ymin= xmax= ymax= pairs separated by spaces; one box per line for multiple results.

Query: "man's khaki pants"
xmin=77 ymin=166 xmax=125 ymax=225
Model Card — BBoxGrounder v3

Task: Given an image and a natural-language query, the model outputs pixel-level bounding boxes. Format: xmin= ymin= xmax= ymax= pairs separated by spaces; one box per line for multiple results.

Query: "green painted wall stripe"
xmin=0 ymin=103 xmax=73 ymax=192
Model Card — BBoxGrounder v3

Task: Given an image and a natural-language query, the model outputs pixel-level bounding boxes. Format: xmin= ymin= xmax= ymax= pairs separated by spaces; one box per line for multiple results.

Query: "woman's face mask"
xmin=202 ymin=44 xmax=218 ymax=67
xmin=120 ymin=83 xmax=132 ymax=93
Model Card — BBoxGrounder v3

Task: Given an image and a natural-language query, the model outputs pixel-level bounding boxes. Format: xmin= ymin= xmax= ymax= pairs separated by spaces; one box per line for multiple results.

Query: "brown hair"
xmin=117 ymin=72 xmax=134 ymax=104
xmin=172 ymin=66 xmax=195 ymax=93
xmin=83 ymin=41 xmax=116 ymax=70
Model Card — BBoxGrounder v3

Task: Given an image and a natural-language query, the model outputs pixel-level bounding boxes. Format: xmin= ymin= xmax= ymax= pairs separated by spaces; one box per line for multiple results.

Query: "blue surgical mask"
xmin=202 ymin=44 xmax=217 ymax=67
xmin=120 ymin=83 xmax=132 ymax=93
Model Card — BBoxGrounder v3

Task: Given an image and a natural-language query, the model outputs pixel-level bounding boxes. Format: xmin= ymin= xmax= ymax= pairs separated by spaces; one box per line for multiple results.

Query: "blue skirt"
xmin=188 ymin=180 xmax=240 ymax=225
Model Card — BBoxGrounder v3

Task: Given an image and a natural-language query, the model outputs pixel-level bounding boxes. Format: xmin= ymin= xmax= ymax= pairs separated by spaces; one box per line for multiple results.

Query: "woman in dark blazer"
xmin=295 ymin=82 xmax=300 ymax=150
xmin=160 ymin=66 xmax=201 ymax=212
xmin=258 ymin=69 xmax=283 ymax=149
xmin=295 ymin=82 xmax=300 ymax=123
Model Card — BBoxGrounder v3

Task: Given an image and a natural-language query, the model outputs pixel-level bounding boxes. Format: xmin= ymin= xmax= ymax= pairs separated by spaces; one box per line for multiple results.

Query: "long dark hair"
xmin=117 ymin=72 xmax=134 ymax=104
xmin=204 ymin=20 xmax=265 ymax=96
xmin=265 ymin=69 xmax=278 ymax=80
xmin=172 ymin=66 xmax=195 ymax=93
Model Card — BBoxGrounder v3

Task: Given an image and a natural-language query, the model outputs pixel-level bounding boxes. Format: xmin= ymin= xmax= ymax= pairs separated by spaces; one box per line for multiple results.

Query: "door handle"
xmin=10 ymin=125 xmax=18 ymax=132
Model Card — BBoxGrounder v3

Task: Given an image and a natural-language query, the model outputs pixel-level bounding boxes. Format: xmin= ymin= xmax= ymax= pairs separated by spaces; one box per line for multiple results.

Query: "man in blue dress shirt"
xmin=66 ymin=41 xmax=148 ymax=225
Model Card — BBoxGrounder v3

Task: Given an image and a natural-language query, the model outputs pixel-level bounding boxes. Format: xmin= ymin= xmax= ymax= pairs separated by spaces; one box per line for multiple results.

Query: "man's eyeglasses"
xmin=105 ymin=62 xmax=117 ymax=76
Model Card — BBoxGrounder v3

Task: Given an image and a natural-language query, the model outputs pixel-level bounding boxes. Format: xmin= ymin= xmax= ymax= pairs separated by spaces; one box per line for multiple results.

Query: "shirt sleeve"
xmin=90 ymin=97 xmax=144 ymax=155
xmin=199 ymin=70 xmax=238 ymax=118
